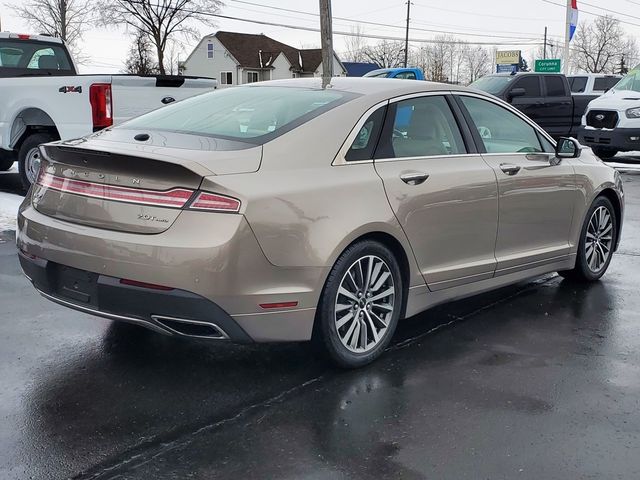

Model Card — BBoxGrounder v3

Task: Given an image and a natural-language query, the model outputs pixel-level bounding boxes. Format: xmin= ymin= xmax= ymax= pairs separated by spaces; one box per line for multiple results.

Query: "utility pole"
xmin=404 ymin=1 xmax=411 ymax=68
xmin=543 ymin=26 xmax=548 ymax=59
xmin=319 ymin=0 xmax=334 ymax=86
xmin=563 ymin=0 xmax=571 ymax=74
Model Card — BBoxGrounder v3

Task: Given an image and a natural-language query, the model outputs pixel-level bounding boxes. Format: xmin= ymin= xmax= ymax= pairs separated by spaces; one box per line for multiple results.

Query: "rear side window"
xmin=346 ymin=106 xmax=386 ymax=162
xmin=513 ymin=76 xmax=541 ymax=97
xmin=376 ymin=95 xmax=467 ymax=159
xmin=569 ymin=76 xmax=588 ymax=93
xmin=545 ymin=76 xmax=567 ymax=96
xmin=593 ymin=77 xmax=618 ymax=92
xmin=122 ymin=86 xmax=356 ymax=144
xmin=459 ymin=96 xmax=543 ymax=154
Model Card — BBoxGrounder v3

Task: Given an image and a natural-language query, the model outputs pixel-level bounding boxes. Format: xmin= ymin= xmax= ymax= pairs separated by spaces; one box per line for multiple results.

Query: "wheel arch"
xmin=596 ymin=187 xmax=623 ymax=252
xmin=9 ymin=108 xmax=60 ymax=150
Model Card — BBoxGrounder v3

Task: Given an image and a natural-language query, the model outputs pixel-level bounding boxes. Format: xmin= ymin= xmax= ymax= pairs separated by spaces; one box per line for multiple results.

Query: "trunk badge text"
xmin=138 ymin=214 xmax=169 ymax=223
xmin=50 ymin=166 xmax=142 ymax=185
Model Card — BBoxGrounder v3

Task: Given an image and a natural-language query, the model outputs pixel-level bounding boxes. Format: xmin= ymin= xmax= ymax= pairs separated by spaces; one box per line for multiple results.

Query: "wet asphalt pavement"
xmin=1 ymin=166 xmax=640 ymax=479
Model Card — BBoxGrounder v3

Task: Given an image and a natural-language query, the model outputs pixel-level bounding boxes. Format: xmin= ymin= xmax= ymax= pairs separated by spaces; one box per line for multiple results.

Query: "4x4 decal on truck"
xmin=59 ymin=86 xmax=82 ymax=93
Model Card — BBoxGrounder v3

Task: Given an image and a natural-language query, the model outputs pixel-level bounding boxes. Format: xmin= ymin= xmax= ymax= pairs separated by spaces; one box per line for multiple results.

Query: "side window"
xmin=346 ymin=106 xmax=386 ymax=162
xmin=377 ymin=95 xmax=466 ymax=159
xmin=593 ymin=77 xmax=618 ymax=92
xmin=545 ymin=75 xmax=566 ymax=96
xmin=396 ymin=71 xmax=417 ymax=80
xmin=207 ymin=43 xmax=214 ymax=59
xmin=512 ymin=76 xmax=541 ymax=97
xmin=459 ymin=96 xmax=543 ymax=154
xmin=569 ymin=76 xmax=588 ymax=93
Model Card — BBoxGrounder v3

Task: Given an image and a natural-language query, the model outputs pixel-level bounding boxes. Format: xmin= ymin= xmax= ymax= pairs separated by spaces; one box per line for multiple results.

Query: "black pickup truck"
xmin=470 ymin=73 xmax=593 ymax=139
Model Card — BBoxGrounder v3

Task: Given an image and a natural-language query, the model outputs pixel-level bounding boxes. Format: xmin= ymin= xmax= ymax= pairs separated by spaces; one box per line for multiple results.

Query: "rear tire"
xmin=592 ymin=148 xmax=618 ymax=160
xmin=313 ymin=240 xmax=404 ymax=368
xmin=18 ymin=133 xmax=57 ymax=191
xmin=558 ymin=196 xmax=617 ymax=282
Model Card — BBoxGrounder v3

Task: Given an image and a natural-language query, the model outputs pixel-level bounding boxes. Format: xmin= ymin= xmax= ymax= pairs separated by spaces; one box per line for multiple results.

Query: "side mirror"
xmin=508 ymin=87 xmax=526 ymax=101
xmin=555 ymin=137 xmax=581 ymax=159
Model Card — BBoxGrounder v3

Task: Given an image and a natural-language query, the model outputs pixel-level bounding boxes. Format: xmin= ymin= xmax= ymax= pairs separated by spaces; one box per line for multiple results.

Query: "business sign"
xmin=497 ymin=64 xmax=517 ymax=74
xmin=496 ymin=50 xmax=521 ymax=65
xmin=534 ymin=59 xmax=562 ymax=73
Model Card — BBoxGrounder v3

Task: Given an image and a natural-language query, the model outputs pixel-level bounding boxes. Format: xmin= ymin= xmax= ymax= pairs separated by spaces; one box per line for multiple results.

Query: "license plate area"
xmin=49 ymin=263 xmax=99 ymax=305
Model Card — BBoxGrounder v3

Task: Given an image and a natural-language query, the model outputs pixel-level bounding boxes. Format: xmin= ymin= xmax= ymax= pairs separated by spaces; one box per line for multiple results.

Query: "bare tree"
xmin=572 ymin=15 xmax=637 ymax=73
xmin=411 ymin=35 xmax=459 ymax=83
xmin=10 ymin=0 xmax=94 ymax=59
xmin=535 ymin=41 xmax=563 ymax=62
xmin=123 ymin=30 xmax=158 ymax=75
xmin=342 ymin=26 xmax=367 ymax=63
xmin=463 ymin=45 xmax=491 ymax=84
xmin=97 ymin=0 xmax=223 ymax=75
xmin=362 ymin=40 xmax=405 ymax=68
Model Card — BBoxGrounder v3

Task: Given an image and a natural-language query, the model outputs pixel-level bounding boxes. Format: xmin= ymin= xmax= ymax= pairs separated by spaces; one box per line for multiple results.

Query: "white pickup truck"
xmin=0 ymin=32 xmax=217 ymax=188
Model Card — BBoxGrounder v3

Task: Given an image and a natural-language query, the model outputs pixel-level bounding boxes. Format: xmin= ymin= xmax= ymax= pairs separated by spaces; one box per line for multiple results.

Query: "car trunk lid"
xmin=32 ymin=136 xmax=260 ymax=234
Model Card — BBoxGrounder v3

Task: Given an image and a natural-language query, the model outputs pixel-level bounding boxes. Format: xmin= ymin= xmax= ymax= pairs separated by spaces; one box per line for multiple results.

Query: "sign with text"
xmin=534 ymin=59 xmax=562 ymax=73
xmin=496 ymin=50 xmax=521 ymax=65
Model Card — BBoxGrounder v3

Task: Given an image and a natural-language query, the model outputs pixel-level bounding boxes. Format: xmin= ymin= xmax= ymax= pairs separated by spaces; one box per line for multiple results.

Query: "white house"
xmin=181 ymin=31 xmax=346 ymax=85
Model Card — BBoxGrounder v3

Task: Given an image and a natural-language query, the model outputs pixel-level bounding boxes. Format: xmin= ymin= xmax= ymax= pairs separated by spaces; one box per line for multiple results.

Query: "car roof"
xmin=247 ymin=76 xmax=478 ymax=99
xmin=0 ymin=32 xmax=64 ymax=43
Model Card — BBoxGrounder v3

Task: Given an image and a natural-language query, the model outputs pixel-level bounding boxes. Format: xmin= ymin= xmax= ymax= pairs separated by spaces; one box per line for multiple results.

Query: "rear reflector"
xmin=89 ymin=83 xmax=113 ymax=129
xmin=119 ymin=278 xmax=174 ymax=291
xmin=190 ymin=191 xmax=241 ymax=212
xmin=37 ymin=171 xmax=193 ymax=208
xmin=259 ymin=301 xmax=299 ymax=309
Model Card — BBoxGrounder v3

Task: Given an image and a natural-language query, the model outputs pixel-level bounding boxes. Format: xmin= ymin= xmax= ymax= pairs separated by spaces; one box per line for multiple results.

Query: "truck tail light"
xmin=89 ymin=83 xmax=113 ymax=130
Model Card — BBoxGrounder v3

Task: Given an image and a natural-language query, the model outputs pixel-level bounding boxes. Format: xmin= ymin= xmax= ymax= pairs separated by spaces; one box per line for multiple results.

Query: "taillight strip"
xmin=37 ymin=172 xmax=193 ymax=208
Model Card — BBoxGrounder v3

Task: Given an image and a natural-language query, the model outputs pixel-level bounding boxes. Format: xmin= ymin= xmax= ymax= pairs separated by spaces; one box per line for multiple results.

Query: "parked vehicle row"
xmin=17 ymin=78 xmax=623 ymax=368
xmin=0 ymin=32 xmax=217 ymax=189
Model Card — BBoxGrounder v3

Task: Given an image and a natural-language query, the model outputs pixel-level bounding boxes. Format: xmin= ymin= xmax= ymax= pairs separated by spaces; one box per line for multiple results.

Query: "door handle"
xmin=400 ymin=172 xmax=429 ymax=185
xmin=500 ymin=163 xmax=521 ymax=175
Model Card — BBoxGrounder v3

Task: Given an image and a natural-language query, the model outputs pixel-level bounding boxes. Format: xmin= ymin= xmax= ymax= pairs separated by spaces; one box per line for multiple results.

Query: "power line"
xmin=539 ymin=0 xmax=640 ymax=29
xmin=227 ymin=0 xmax=544 ymax=41
xmin=126 ymin=0 xmax=541 ymax=46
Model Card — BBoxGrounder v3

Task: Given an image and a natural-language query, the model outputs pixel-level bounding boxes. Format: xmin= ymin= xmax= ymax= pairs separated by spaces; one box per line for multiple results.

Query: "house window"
xmin=207 ymin=43 xmax=214 ymax=59
xmin=247 ymin=71 xmax=259 ymax=83
xmin=220 ymin=71 xmax=233 ymax=85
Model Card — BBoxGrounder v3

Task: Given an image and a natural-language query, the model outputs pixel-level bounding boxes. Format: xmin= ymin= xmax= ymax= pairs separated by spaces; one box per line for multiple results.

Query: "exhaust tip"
xmin=152 ymin=316 xmax=228 ymax=339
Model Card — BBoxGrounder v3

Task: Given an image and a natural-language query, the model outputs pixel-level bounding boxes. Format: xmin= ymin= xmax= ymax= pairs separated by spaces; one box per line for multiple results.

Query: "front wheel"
xmin=313 ymin=240 xmax=404 ymax=368
xmin=559 ymin=196 xmax=617 ymax=282
xmin=18 ymin=133 xmax=57 ymax=190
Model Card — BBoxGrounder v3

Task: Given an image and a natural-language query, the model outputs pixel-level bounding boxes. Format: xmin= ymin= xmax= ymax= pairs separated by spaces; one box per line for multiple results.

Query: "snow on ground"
xmin=0 ymin=192 xmax=23 ymax=231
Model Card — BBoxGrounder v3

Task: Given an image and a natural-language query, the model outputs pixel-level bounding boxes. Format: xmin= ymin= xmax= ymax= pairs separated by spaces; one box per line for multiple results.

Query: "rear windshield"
xmin=121 ymin=86 xmax=355 ymax=144
xmin=0 ymin=38 xmax=74 ymax=76
xmin=613 ymin=66 xmax=640 ymax=92
xmin=470 ymin=76 xmax=515 ymax=95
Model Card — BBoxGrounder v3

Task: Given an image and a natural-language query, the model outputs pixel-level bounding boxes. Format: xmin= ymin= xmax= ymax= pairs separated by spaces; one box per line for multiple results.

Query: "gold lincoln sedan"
xmin=17 ymin=78 xmax=624 ymax=368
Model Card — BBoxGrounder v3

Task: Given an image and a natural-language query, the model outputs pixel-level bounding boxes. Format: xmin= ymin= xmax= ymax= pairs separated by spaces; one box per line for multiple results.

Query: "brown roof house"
xmin=181 ymin=31 xmax=346 ymax=86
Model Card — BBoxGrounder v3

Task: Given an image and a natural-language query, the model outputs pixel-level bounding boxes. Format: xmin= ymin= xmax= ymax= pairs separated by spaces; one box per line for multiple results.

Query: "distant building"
xmin=182 ymin=31 xmax=347 ymax=85
xmin=343 ymin=62 xmax=380 ymax=77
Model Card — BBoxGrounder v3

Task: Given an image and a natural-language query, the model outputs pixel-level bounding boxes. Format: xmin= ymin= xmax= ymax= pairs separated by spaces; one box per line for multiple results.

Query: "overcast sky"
xmin=2 ymin=0 xmax=640 ymax=73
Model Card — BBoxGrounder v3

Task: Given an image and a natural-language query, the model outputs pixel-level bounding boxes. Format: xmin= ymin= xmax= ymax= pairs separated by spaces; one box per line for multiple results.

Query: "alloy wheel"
xmin=334 ymin=255 xmax=396 ymax=353
xmin=585 ymin=206 xmax=613 ymax=273
xmin=25 ymin=147 xmax=41 ymax=185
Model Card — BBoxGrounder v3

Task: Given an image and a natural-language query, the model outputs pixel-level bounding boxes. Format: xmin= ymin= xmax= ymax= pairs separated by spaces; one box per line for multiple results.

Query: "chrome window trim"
xmin=332 ymin=100 xmax=388 ymax=166
xmin=452 ymin=90 xmax=558 ymax=148
xmin=374 ymin=153 xmax=481 ymax=163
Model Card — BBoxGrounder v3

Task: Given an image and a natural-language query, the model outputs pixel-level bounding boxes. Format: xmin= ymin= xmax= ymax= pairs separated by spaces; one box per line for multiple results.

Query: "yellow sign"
xmin=496 ymin=50 xmax=521 ymax=65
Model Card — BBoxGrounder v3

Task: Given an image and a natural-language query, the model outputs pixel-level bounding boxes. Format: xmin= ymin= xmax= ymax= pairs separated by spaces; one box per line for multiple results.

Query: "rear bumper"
xmin=19 ymin=250 xmax=253 ymax=342
xmin=578 ymin=127 xmax=640 ymax=152
xmin=17 ymin=201 xmax=325 ymax=342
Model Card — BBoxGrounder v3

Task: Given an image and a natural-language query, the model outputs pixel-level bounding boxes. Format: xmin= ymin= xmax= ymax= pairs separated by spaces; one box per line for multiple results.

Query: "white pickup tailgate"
xmin=110 ymin=76 xmax=216 ymax=124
